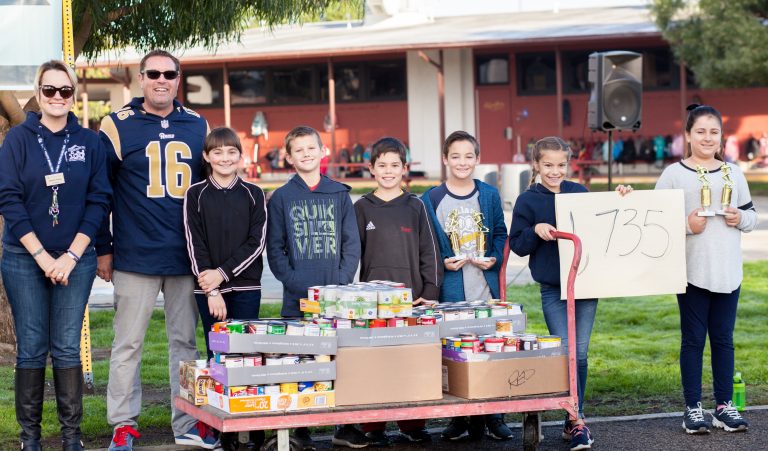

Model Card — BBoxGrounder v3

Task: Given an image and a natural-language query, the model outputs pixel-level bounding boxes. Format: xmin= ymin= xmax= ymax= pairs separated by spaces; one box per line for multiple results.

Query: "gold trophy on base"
xmin=696 ymin=166 xmax=716 ymax=217
xmin=472 ymin=212 xmax=491 ymax=262
xmin=446 ymin=210 xmax=466 ymax=261
xmin=716 ymin=163 xmax=734 ymax=215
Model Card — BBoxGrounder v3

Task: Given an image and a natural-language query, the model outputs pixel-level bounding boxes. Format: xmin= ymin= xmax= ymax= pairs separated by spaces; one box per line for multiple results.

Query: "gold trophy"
xmin=472 ymin=211 xmax=491 ymax=262
xmin=445 ymin=210 xmax=466 ymax=260
xmin=716 ymin=163 xmax=734 ymax=215
xmin=696 ymin=165 xmax=715 ymax=217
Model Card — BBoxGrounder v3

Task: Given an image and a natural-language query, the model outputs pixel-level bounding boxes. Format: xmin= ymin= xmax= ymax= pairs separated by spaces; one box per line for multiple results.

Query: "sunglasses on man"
xmin=141 ymin=70 xmax=179 ymax=80
xmin=40 ymin=85 xmax=75 ymax=99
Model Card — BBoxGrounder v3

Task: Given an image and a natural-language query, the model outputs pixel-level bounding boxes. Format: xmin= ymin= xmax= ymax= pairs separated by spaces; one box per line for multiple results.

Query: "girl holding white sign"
xmin=655 ymin=104 xmax=757 ymax=435
xmin=509 ymin=137 xmax=632 ymax=451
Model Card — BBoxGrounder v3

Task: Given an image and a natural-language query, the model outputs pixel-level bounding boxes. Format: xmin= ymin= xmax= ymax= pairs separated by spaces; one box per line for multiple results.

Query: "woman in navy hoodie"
xmin=0 ymin=60 xmax=111 ymax=451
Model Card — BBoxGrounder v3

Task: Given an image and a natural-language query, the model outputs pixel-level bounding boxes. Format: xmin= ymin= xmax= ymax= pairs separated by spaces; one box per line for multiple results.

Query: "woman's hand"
xmin=198 ymin=269 xmax=225 ymax=293
xmin=469 ymin=256 xmax=497 ymax=270
xmin=444 ymin=256 xmax=467 ymax=271
xmin=688 ymin=208 xmax=708 ymax=234
xmin=45 ymin=253 xmax=77 ymax=285
xmin=615 ymin=184 xmax=633 ymax=196
xmin=723 ymin=206 xmax=741 ymax=228
xmin=534 ymin=223 xmax=557 ymax=241
xmin=208 ymin=294 xmax=227 ymax=321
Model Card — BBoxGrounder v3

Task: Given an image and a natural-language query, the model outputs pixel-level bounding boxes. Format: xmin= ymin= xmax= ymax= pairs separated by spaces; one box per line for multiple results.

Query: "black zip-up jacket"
xmin=184 ymin=176 xmax=267 ymax=293
xmin=354 ymin=191 xmax=442 ymax=300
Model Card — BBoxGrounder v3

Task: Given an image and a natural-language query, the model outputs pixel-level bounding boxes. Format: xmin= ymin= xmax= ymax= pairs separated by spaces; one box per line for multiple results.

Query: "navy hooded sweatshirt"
xmin=267 ymin=175 xmax=360 ymax=317
xmin=508 ymin=181 xmax=587 ymax=286
xmin=0 ymin=112 xmax=111 ymax=252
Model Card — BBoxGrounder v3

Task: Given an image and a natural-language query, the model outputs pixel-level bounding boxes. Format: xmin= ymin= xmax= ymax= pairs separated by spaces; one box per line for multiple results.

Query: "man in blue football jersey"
xmin=97 ymin=50 xmax=216 ymax=450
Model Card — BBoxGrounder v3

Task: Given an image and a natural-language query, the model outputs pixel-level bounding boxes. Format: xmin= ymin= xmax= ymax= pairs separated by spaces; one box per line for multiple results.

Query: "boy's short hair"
xmin=370 ymin=137 xmax=407 ymax=165
xmin=442 ymin=131 xmax=480 ymax=157
xmin=285 ymin=125 xmax=322 ymax=154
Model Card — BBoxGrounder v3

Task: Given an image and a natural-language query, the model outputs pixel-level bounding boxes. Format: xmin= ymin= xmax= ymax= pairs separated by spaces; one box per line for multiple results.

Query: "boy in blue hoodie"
xmin=266 ymin=125 xmax=362 ymax=450
xmin=421 ymin=131 xmax=512 ymax=442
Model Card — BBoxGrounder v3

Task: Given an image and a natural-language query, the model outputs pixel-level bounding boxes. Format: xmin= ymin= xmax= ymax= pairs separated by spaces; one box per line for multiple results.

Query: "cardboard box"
xmin=337 ymin=324 xmax=439 ymax=347
xmin=335 ymin=343 xmax=442 ymax=406
xmin=208 ymin=332 xmax=337 ymax=355
xmin=210 ymin=361 xmax=335 ymax=386
xmin=437 ymin=315 xmax=526 ymax=338
xmin=207 ymin=389 xmax=335 ymax=414
xmin=442 ymin=353 xmax=568 ymax=399
xmin=178 ymin=360 xmax=214 ymax=405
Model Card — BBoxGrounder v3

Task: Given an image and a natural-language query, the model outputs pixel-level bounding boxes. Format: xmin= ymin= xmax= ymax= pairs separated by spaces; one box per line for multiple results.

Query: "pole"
xmin=223 ymin=64 xmax=231 ymax=128
xmin=555 ymin=47 xmax=563 ymax=138
xmin=63 ymin=0 xmax=95 ymax=393
xmin=607 ymin=130 xmax=613 ymax=191
xmin=418 ymin=51 xmax=446 ymax=181
xmin=327 ymin=59 xmax=337 ymax=177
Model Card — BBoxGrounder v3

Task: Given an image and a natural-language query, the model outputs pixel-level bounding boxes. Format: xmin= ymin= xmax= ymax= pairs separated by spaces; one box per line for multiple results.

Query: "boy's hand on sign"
xmin=615 ymin=184 xmax=633 ymax=196
xmin=688 ymin=209 xmax=707 ymax=234
xmin=723 ymin=207 xmax=741 ymax=227
xmin=535 ymin=223 xmax=557 ymax=241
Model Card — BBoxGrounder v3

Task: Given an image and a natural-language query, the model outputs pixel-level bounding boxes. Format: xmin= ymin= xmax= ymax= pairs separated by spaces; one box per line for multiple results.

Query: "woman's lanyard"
xmin=37 ymin=132 xmax=69 ymax=226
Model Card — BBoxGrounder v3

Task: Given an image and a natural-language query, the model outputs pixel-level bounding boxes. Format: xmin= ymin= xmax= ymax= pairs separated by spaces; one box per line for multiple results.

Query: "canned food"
xmin=419 ymin=315 xmax=436 ymax=325
xmin=538 ymin=335 xmax=561 ymax=348
xmin=212 ymin=321 xmax=228 ymax=333
xmin=504 ymin=336 xmax=520 ymax=351
xmin=252 ymin=321 xmax=268 ymax=335
xmin=264 ymin=354 xmax=282 ymax=366
xmin=314 ymin=355 xmax=332 ymax=363
xmin=460 ymin=341 xmax=475 ymax=354
xmin=229 ymin=385 xmax=248 ymax=397
xmin=490 ymin=306 xmax=508 ymax=317
xmin=508 ymin=303 xmax=524 ymax=315
xmin=443 ymin=308 xmax=462 ymax=321
xmin=484 ymin=337 xmax=505 ymax=352
xmin=304 ymin=323 xmax=320 ymax=336
xmin=224 ymin=354 xmax=243 ymax=368
xmin=369 ymin=319 xmax=387 ymax=328
xmin=316 ymin=318 xmax=333 ymax=329
xmin=263 ymin=384 xmax=280 ymax=395
xmin=299 ymin=356 xmax=315 ymax=364
xmin=496 ymin=319 xmax=513 ymax=334
xmin=308 ymin=286 xmax=322 ymax=302
xmin=521 ymin=334 xmax=538 ymax=351
xmin=243 ymin=354 xmax=263 ymax=367
xmin=282 ymin=354 xmax=300 ymax=365
xmin=280 ymin=382 xmax=298 ymax=394
xmin=461 ymin=338 xmax=481 ymax=353
xmin=267 ymin=321 xmax=286 ymax=335
xmin=352 ymin=319 xmax=368 ymax=328
xmin=460 ymin=308 xmax=476 ymax=320
xmin=298 ymin=381 xmax=315 ymax=393
xmin=335 ymin=318 xmax=352 ymax=329
xmin=227 ymin=321 xmax=244 ymax=334
xmin=246 ymin=385 xmax=263 ymax=396
xmin=313 ymin=381 xmax=333 ymax=391
xmin=214 ymin=381 xmax=224 ymax=394
xmin=475 ymin=307 xmax=491 ymax=319
xmin=320 ymin=328 xmax=337 ymax=336
xmin=387 ymin=317 xmax=405 ymax=328
xmin=285 ymin=322 xmax=305 ymax=336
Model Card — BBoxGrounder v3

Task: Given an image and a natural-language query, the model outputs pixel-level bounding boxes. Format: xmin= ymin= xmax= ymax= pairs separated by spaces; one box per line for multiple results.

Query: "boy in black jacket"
xmin=347 ymin=137 xmax=442 ymax=447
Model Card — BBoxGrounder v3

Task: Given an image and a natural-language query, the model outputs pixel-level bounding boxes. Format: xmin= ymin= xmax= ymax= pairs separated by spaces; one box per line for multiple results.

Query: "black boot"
xmin=16 ymin=367 xmax=45 ymax=451
xmin=53 ymin=366 xmax=84 ymax=451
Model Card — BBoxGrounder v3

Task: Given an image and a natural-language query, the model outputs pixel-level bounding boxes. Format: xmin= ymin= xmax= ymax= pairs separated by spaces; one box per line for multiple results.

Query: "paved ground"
xmin=87 ymin=406 xmax=768 ymax=450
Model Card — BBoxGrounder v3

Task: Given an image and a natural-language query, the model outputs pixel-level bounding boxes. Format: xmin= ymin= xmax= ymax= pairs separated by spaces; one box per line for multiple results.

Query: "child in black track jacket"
xmin=183 ymin=127 xmax=267 ymax=357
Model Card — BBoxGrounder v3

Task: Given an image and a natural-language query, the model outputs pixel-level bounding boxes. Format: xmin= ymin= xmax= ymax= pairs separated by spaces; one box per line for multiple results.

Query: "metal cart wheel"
xmin=260 ymin=434 xmax=304 ymax=451
xmin=522 ymin=412 xmax=541 ymax=451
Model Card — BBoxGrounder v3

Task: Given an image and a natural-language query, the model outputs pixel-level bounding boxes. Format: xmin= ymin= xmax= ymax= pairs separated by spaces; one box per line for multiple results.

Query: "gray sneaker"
xmin=712 ymin=401 xmax=748 ymax=432
xmin=682 ymin=402 xmax=710 ymax=434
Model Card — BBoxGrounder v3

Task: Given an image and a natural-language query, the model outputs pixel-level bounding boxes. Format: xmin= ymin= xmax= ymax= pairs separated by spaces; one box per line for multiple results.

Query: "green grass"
xmin=2 ymin=265 xmax=766 ymax=446
xmin=590 ymin=181 xmax=768 ymax=196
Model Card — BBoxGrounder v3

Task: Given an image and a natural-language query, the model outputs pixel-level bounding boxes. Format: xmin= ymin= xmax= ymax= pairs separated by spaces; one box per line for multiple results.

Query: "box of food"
xmin=209 ymin=332 xmax=337 ymax=355
xmin=209 ymin=361 xmax=336 ymax=386
xmin=206 ymin=389 xmax=335 ymax=414
xmin=336 ymin=325 xmax=439 ymax=347
xmin=437 ymin=315 xmax=526 ymax=338
xmin=179 ymin=360 xmax=214 ymax=406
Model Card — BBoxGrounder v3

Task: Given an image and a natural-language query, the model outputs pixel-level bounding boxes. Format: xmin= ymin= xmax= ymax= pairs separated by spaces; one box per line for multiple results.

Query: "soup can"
xmin=226 ymin=321 xmax=244 ymax=334
xmin=484 ymin=337 xmax=505 ymax=352
xmin=538 ymin=335 xmax=562 ymax=349
xmin=267 ymin=321 xmax=286 ymax=335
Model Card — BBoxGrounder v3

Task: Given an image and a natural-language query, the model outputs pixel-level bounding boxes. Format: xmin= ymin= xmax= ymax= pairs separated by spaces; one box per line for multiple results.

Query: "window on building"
xmin=368 ymin=60 xmax=406 ymax=99
xmin=272 ymin=67 xmax=314 ymax=103
xmin=562 ymin=51 xmax=591 ymax=93
xmin=320 ymin=63 xmax=362 ymax=102
xmin=517 ymin=52 xmax=556 ymax=95
xmin=229 ymin=69 xmax=268 ymax=105
xmin=184 ymin=70 xmax=223 ymax=107
xmin=642 ymin=48 xmax=675 ymax=90
xmin=476 ymin=54 xmax=509 ymax=85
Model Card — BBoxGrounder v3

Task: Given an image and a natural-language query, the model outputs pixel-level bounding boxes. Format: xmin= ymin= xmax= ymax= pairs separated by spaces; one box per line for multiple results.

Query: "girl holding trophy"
xmin=656 ymin=104 xmax=758 ymax=435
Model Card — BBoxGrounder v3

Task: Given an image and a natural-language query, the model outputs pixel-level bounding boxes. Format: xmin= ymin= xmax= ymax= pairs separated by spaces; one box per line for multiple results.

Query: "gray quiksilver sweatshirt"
xmin=655 ymin=161 xmax=758 ymax=293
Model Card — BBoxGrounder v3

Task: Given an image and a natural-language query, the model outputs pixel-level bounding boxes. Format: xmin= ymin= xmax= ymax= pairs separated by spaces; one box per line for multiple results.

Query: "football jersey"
xmin=99 ymin=97 xmax=208 ymax=275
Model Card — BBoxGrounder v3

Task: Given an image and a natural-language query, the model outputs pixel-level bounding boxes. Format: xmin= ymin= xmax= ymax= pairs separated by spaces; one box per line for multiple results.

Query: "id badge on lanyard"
xmin=37 ymin=133 xmax=69 ymax=226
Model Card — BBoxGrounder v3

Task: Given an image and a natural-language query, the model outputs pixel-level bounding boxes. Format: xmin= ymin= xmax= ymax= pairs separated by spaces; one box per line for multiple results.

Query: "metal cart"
xmin=176 ymin=232 xmax=583 ymax=451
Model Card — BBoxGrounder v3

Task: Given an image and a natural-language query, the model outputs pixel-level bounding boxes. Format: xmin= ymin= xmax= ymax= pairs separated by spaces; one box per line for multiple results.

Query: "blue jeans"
xmin=196 ymin=290 xmax=261 ymax=359
xmin=2 ymin=248 xmax=96 ymax=369
xmin=677 ymin=283 xmax=739 ymax=407
xmin=540 ymin=283 xmax=598 ymax=416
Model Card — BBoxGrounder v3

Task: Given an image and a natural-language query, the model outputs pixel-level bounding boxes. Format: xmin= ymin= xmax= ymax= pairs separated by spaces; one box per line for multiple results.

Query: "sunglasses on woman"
xmin=40 ymin=85 xmax=75 ymax=99
xmin=141 ymin=70 xmax=179 ymax=80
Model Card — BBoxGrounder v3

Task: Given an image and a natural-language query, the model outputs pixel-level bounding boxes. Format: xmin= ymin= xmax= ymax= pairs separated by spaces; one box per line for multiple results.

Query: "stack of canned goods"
xmin=441 ymin=320 xmax=561 ymax=355
xmin=214 ymin=352 xmax=332 ymax=368
xmin=211 ymin=319 xmax=337 ymax=337
xmin=413 ymin=299 xmax=524 ymax=323
xmin=306 ymin=281 xmax=414 ymax=319
xmin=213 ymin=379 xmax=334 ymax=398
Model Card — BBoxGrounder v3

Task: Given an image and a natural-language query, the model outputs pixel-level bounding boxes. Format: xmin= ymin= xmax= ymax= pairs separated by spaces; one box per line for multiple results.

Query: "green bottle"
xmin=733 ymin=372 xmax=746 ymax=411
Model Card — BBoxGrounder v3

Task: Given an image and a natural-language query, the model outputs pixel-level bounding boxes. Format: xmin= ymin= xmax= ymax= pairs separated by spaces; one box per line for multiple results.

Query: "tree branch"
xmin=0 ymin=92 xmax=26 ymax=127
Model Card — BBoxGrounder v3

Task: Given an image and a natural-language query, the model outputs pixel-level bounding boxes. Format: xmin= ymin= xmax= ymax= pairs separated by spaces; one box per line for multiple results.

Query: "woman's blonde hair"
xmin=34 ymin=60 xmax=78 ymax=99
xmin=529 ymin=137 xmax=572 ymax=186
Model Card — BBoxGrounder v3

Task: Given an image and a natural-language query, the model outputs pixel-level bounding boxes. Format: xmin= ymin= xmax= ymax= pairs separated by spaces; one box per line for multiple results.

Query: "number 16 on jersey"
xmin=554 ymin=189 xmax=688 ymax=300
